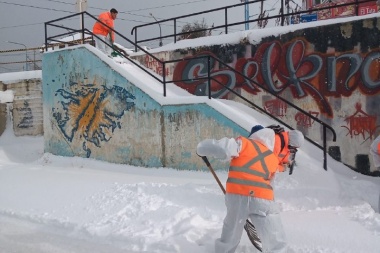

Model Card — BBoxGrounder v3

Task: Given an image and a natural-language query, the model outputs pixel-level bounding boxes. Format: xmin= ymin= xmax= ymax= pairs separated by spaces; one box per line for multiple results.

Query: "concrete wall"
xmin=0 ymin=78 xmax=43 ymax=136
xmin=132 ymin=16 xmax=380 ymax=174
xmin=42 ymin=47 xmax=246 ymax=171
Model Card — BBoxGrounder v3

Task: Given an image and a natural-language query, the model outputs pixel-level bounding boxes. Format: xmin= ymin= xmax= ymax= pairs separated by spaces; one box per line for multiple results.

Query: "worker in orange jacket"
xmin=92 ymin=8 xmax=118 ymax=56
xmin=196 ymin=127 xmax=288 ymax=253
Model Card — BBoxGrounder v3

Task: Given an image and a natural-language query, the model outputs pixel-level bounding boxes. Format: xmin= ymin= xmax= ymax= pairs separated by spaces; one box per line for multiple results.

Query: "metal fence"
xmin=131 ymin=0 xmax=378 ymax=51
xmin=0 ymin=47 xmax=42 ymax=73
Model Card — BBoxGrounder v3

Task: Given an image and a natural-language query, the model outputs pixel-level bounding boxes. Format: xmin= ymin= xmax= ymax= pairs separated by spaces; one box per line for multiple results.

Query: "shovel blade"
xmin=244 ymin=219 xmax=263 ymax=252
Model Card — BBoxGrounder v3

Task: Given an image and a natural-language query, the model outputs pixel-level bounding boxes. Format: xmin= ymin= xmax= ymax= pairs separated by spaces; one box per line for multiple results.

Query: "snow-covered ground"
xmin=0 ymin=100 xmax=380 ymax=253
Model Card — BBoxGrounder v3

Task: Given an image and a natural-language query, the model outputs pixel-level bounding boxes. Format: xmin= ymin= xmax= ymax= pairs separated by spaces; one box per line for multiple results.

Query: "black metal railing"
xmin=131 ymin=0 xmax=262 ymax=51
xmin=164 ymin=55 xmax=336 ymax=170
xmin=45 ymin=11 xmax=336 ymax=170
xmin=45 ymin=12 xmax=164 ymax=83
xmin=131 ymin=0 xmax=376 ymax=51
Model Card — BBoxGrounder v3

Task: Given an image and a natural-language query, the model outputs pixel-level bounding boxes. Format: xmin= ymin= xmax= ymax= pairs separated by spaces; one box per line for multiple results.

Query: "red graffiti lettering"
xmin=341 ymin=103 xmax=378 ymax=140
xmin=264 ymin=98 xmax=287 ymax=117
xmin=144 ymin=55 xmax=170 ymax=77
xmin=295 ymin=111 xmax=319 ymax=128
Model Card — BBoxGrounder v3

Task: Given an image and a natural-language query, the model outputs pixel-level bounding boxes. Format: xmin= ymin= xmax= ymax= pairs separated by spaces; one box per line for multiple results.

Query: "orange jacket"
xmin=92 ymin=12 xmax=115 ymax=41
xmin=273 ymin=132 xmax=290 ymax=172
xmin=226 ymin=137 xmax=279 ymax=200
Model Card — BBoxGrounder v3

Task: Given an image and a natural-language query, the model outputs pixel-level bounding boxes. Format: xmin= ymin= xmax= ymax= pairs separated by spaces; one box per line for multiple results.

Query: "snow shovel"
xmin=199 ymin=156 xmax=263 ymax=252
xmin=112 ymin=44 xmax=129 ymax=58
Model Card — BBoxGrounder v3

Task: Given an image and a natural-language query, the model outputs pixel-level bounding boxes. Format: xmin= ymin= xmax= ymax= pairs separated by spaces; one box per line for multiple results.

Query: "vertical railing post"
xmin=135 ymin=30 xmax=138 ymax=52
xmin=174 ymin=19 xmax=177 ymax=43
xmin=207 ymin=56 xmax=211 ymax=99
xmin=355 ymin=0 xmax=359 ymax=16
xmin=44 ymin=23 xmax=48 ymax=52
xmin=163 ymin=62 xmax=166 ymax=97
xmin=81 ymin=12 xmax=85 ymax=44
xmin=323 ymin=125 xmax=327 ymax=170
xmin=225 ymin=8 xmax=228 ymax=34
xmin=281 ymin=0 xmax=285 ymax=26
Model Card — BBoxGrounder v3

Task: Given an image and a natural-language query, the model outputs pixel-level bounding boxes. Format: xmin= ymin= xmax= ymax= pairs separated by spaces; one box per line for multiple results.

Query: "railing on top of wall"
xmin=164 ymin=55 xmax=336 ymax=170
xmin=44 ymin=11 xmax=336 ymax=171
xmin=131 ymin=0 xmax=377 ymax=51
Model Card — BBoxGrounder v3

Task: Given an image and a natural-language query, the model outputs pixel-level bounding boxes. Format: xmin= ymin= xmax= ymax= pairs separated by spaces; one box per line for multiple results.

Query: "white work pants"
xmin=215 ymin=194 xmax=288 ymax=253
xmin=94 ymin=35 xmax=113 ymax=56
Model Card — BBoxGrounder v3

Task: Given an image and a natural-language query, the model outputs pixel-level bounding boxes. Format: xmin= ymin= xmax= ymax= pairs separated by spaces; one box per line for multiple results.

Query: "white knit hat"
xmin=288 ymin=130 xmax=304 ymax=148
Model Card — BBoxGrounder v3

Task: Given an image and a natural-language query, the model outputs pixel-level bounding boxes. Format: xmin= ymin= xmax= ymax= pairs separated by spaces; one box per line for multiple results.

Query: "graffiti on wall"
xmin=264 ymin=98 xmax=287 ymax=117
xmin=173 ymin=38 xmax=380 ymax=117
xmin=263 ymin=97 xmax=319 ymax=128
xmin=17 ymin=101 xmax=33 ymax=129
xmin=52 ymin=82 xmax=135 ymax=157
xmin=341 ymin=103 xmax=379 ymax=140
xmin=295 ymin=111 xmax=319 ymax=128
xmin=145 ymin=55 xmax=171 ymax=77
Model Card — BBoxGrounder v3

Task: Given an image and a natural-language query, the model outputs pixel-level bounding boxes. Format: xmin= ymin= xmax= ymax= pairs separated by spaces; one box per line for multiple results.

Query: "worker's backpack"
xmin=267 ymin=125 xmax=298 ymax=175
xmin=266 ymin=125 xmax=286 ymax=152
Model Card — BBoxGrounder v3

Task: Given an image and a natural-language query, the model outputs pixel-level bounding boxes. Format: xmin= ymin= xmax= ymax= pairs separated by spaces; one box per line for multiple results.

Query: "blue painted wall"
xmin=42 ymin=46 xmax=247 ymax=171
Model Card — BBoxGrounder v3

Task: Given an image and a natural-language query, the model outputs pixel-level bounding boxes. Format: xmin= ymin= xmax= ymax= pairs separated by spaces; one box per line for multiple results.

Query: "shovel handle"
xmin=200 ymin=156 xmax=210 ymax=166
xmin=199 ymin=156 xmax=226 ymax=194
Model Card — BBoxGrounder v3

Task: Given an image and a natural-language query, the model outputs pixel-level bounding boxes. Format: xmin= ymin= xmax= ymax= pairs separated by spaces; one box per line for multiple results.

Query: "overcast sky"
xmin=0 ymin=0 xmax=290 ymax=73
xmin=0 ymin=0 xmax=283 ymax=49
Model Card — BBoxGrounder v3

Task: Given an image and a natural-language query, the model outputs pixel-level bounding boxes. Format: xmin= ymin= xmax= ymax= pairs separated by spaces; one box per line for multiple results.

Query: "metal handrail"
xmin=130 ymin=0 xmax=376 ymax=50
xmin=44 ymin=11 xmax=336 ymax=170
xmin=45 ymin=12 xmax=164 ymax=83
xmin=164 ymin=55 xmax=336 ymax=170
xmin=131 ymin=0 xmax=261 ymax=51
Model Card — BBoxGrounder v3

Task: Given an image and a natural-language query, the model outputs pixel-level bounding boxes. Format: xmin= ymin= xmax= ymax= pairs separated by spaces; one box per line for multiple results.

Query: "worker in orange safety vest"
xmin=196 ymin=127 xmax=288 ymax=253
xmin=92 ymin=8 xmax=118 ymax=56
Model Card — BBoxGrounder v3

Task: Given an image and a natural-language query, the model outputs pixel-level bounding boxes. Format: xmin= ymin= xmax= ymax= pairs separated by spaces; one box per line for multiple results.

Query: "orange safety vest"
xmin=377 ymin=141 xmax=380 ymax=154
xmin=273 ymin=132 xmax=290 ymax=171
xmin=92 ymin=12 xmax=115 ymax=41
xmin=227 ymin=137 xmax=279 ymax=200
